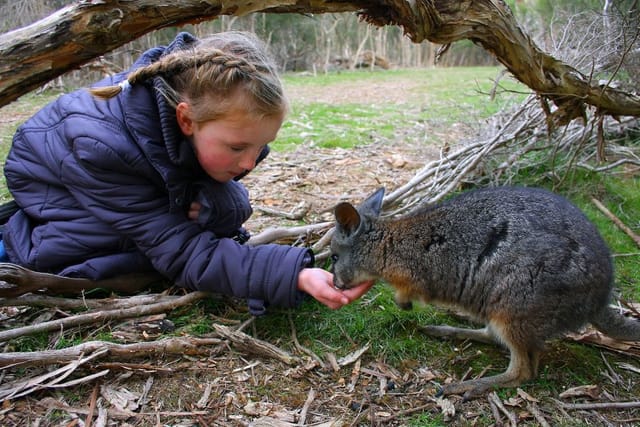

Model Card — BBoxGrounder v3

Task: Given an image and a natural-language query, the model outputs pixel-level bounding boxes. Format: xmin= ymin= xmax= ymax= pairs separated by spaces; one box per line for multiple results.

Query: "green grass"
xmin=276 ymin=67 xmax=528 ymax=150
xmin=277 ymin=103 xmax=403 ymax=150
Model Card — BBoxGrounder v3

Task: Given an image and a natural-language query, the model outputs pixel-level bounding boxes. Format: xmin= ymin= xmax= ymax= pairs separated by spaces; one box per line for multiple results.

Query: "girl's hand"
xmin=297 ymin=268 xmax=374 ymax=309
xmin=188 ymin=201 xmax=201 ymax=221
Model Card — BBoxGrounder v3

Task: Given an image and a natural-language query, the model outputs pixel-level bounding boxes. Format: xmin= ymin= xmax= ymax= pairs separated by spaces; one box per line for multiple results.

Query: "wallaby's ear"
xmin=334 ymin=202 xmax=360 ymax=235
xmin=359 ymin=188 xmax=385 ymax=217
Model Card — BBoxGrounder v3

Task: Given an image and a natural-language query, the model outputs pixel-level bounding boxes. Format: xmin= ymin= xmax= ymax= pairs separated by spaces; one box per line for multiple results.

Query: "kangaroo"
xmin=330 ymin=186 xmax=640 ymax=399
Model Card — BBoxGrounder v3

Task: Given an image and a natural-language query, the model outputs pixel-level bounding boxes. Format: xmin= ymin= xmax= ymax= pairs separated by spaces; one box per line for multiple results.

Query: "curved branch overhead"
xmin=1 ymin=0 xmax=639 ymax=119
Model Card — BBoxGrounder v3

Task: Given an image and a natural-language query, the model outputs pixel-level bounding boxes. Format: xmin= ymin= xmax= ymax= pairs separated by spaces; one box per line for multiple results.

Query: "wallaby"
xmin=330 ymin=186 xmax=640 ymax=399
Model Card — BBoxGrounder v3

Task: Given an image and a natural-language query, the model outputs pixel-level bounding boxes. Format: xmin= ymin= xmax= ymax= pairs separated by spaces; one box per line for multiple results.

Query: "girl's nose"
xmin=238 ymin=152 xmax=257 ymax=171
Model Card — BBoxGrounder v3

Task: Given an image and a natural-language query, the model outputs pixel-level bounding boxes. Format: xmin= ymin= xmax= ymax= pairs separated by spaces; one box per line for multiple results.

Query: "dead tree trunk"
xmin=1 ymin=0 xmax=640 ymax=121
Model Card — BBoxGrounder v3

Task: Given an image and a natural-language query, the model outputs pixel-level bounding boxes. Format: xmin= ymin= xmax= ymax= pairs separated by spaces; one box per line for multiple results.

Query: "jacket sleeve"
xmin=192 ymin=178 xmax=253 ymax=237
xmin=59 ymin=133 xmax=310 ymax=310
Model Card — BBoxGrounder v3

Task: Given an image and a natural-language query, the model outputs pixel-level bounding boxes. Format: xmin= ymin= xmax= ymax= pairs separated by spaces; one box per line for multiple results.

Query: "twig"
xmin=578 ymin=158 xmax=640 ymax=172
xmin=212 ymin=323 xmax=301 ymax=365
xmin=288 ymin=311 xmax=323 ymax=364
xmin=0 ymin=291 xmax=210 ymax=342
xmin=248 ymin=222 xmax=332 ymax=246
xmin=488 ymin=392 xmax=517 ymax=427
xmin=85 ymin=382 xmax=100 ymax=427
xmin=526 ymin=402 xmax=551 ymax=427
xmin=600 ymin=351 xmax=623 ymax=384
xmin=591 ymin=198 xmax=640 ymax=248
xmin=196 ymin=382 xmax=213 ymax=409
xmin=298 ymin=387 xmax=316 ymax=425
xmin=378 ymin=401 xmax=438 ymax=423
xmin=347 ymin=358 xmax=361 ymax=393
xmin=311 ymin=226 xmax=334 ymax=253
xmin=255 ymin=201 xmax=310 ymax=220
xmin=488 ymin=394 xmax=504 ymax=427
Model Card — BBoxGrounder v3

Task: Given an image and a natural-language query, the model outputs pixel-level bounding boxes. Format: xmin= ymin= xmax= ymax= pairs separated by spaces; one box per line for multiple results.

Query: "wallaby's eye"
xmin=331 ymin=254 xmax=339 ymax=263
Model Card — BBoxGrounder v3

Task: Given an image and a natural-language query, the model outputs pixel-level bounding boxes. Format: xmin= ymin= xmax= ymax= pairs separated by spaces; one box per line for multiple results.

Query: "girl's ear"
xmin=176 ymin=102 xmax=194 ymax=136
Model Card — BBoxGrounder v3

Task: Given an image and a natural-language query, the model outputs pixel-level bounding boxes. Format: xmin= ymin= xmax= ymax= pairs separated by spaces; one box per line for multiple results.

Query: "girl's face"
xmin=176 ymin=102 xmax=283 ymax=182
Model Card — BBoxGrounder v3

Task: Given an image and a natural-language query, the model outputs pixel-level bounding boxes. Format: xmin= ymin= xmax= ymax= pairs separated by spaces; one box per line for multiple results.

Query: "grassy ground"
xmin=0 ymin=67 xmax=639 ymax=425
xmin=277 ymin=67 xmax=526 ymax=150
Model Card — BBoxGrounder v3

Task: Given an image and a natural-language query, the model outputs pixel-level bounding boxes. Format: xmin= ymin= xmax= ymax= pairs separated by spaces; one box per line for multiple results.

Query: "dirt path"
xmin=244 ymin=75 xmax=442 ymax=232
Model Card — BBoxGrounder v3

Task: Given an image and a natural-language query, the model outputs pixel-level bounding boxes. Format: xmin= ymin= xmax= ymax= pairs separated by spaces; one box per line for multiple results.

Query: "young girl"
xmin=1 ymin=31 xmax=372 ymax=314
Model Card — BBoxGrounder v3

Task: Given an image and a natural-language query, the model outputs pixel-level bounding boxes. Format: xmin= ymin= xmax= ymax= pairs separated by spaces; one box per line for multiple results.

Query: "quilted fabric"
xmin=3 ymin=32 xmax=310 ymax=312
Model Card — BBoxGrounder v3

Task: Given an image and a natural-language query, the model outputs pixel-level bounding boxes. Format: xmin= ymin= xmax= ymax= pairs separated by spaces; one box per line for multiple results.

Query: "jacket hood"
xmin=118 ymin=32 xmax=206 ymax=212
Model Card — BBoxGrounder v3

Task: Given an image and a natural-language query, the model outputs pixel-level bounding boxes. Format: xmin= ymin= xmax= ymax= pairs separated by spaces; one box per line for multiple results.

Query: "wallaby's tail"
xmin=591 ymin=306 xmax=640 ymax=342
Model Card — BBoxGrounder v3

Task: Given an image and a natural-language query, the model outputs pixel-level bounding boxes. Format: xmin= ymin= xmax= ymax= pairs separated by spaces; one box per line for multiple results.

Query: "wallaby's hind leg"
xmin=420 ymin=323 xmax=540 ymax=400
xmin=439 ymin=344 xmax=538 ymax=400
xmin=0 ymin=263 xmax=164 ymax=297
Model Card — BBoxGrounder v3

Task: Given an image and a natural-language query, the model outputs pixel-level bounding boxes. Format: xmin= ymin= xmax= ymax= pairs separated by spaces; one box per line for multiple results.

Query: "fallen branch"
xmin=556 ymin=400 xmax=640 ymax=411
xmin=0 ymin=336 xmax=222 ymax=368
xmin=591 ymin=197 xmax=640 ymax=248
xmin=0 ymin=291 xmax=210 ymax=342
xmin=0 ymin=292 xmax=192 ymax=310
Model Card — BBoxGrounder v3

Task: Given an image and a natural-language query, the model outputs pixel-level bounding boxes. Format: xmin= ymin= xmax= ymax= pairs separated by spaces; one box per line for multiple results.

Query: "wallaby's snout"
xmin=330 ymin=186 xmax=640 ymax=400
xmin=330 ymin=255 xmax=348 ymax=290
xmin=330 ymin=249 xmax=365 ymax=290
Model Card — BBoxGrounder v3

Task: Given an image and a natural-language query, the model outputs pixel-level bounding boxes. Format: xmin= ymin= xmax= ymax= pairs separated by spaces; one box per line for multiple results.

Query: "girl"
xmin=1 ymin=31 xmax=372 ymax=314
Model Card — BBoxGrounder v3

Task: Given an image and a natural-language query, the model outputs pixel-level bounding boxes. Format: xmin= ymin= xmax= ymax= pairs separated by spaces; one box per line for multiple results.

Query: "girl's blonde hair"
xmin=90 ymin=31 xmax=287 ymax=122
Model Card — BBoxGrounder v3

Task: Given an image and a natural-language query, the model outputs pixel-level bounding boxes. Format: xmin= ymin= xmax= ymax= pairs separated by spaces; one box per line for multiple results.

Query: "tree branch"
xmin=1 ymin=1 xmax=640 ymax=119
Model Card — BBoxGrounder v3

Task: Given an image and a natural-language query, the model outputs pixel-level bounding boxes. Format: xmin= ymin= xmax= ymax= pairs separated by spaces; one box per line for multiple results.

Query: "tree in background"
xmin=3 ymin=0 xmax=636 ymax=90
xmin=511 ymin=0 xmax=640 ymax=89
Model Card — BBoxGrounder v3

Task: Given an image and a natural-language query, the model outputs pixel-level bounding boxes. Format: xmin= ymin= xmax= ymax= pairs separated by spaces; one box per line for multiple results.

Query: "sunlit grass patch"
xmin=278 ymin=103 xmax=405 ymax=150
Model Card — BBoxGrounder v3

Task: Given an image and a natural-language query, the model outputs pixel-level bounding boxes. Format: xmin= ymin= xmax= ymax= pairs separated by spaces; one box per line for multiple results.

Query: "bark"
xmin=0 ymin=0 xmax=361 ymax=107
xmin=1 ymin=0 xmax=639 ymax=121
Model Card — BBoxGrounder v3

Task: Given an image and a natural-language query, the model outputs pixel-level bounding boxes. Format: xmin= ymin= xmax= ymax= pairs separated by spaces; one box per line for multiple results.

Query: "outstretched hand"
xmin=297 ymin=268 xmax=374 ymax=310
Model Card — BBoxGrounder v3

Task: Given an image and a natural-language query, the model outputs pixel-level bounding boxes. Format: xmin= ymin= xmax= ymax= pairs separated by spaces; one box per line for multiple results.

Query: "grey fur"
xmin=331 ymin=186 xmax=640 ymax=399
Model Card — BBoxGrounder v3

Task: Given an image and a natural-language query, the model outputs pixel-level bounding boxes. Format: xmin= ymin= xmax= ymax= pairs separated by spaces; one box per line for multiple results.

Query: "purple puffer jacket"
xmin=3 ymin=32 xmax=310 ymax=314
